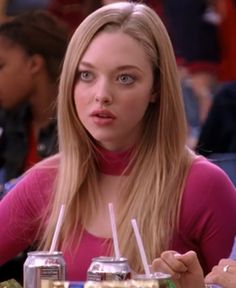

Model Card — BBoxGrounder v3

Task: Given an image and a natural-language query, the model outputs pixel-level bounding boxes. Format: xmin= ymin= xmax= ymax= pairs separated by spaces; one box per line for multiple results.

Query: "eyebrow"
xmin=79 ymin=61 xmax=143 ymax=72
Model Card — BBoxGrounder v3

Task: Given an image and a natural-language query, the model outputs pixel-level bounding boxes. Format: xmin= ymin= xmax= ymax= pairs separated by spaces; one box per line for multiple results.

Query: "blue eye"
xmin=78 ymin=71 xmax=93 ymax=81
xmin=118 ymin=74 xmax=135 ymax=85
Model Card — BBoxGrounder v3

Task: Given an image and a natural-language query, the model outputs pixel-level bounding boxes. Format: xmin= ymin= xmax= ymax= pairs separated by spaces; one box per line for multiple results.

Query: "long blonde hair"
xmin=40 ymin=2 xmax=194 ymax=273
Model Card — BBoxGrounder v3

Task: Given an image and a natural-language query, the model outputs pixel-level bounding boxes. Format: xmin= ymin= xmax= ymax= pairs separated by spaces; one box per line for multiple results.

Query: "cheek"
xmin=127 ymin=92 xmax=151 ymax=113
xmin=14 ymin=76 xmax=32 ymax=98
xmin=120 ymin=97 xmax=150 ymax=126
xmin=2 ymin=73 xmax=30 ymax=95
xmin=73 ymin=86 xmax=88 ymax=118
xmin=8 ymin=64 xmax=32 ymax=90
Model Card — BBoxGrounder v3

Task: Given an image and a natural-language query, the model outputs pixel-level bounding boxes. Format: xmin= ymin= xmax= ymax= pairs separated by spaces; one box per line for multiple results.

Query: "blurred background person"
xmin=197 ymin=82 xmax=236 ymax=158
xmin=196 ymin=0 xmax=236 ymax=185
xmin=0 ymin=10 xmax=68 ymax=282
xmin=0 ymin=10 xmax=68 ymax=189
xmin=162 ymin=0 xmax=220 ymax=149
xmin=162 ymin=0 xmax=236 ymax=155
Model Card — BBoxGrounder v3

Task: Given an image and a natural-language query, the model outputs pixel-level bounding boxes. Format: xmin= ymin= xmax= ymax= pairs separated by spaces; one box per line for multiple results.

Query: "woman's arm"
xmin=177 ymin=159 xmax=236 ymax=274
xmin=0 ymin=169 xmax=50 ymax=265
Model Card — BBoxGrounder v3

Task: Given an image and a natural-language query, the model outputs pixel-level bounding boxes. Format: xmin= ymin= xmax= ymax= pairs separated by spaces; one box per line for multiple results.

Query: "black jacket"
xmin=0 ymin=103 xmax=58 ymax=182
xmin=197 ymin=82 xmax=236 ymax=156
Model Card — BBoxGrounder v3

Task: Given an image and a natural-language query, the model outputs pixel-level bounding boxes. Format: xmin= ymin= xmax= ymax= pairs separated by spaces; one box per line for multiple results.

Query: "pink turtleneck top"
xmin=0 ymin=150 xmax=236 ymax=281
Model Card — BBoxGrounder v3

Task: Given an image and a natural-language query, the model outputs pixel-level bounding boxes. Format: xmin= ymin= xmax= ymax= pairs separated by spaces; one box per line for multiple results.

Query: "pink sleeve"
xmin=175 ymin=158 xmax=236 ymax=274
xmin=0 ymin=169 xmax=51 ymax=265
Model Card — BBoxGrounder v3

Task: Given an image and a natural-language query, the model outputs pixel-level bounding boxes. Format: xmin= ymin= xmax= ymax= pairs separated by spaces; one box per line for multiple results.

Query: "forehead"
xmin=0 ymin=36 xmax=15 ymax=48
xmin=79 ymin=30 xmax=152 ymax=69
xmin=0 ymin=36 xmax=25 ymax=57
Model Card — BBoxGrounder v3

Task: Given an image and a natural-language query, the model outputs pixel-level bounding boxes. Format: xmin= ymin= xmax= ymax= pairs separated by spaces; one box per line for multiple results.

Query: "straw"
xmin=131 ymin=218 xmax=151 ymax=277
xmin=49 ymin=204 xmax=65 ymax=253
xmin=108 ymin=202 xmax=121 ymax=259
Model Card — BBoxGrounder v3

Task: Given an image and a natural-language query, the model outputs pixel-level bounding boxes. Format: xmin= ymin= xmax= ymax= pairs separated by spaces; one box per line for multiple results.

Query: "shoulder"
xmin=183 ymin=156 xmax=236 ymax=205
xmin=0 ymin=155 xmax=60 ymax=219
xmin=12 ymin=155 xmax=60 ymax=202
xmin=180 ymin=156 xmax=236 ymax=230
xmin=24 ymin=155 xmax=59 ymax=185
xmin=187 ymin=156 xmax=234 ymax=185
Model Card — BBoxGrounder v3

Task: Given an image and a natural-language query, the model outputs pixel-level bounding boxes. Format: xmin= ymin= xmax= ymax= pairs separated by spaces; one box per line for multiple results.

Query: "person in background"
xmin=195 ymin=1 xmax=236 ymax=184
xmin=0 ymin=10 xmax=68 ymax=282
xmin=0 ymin=2 xmax=235 ymax=282
xmin=197 ymin=82 xmax=236 ymax=157
xmin=162 ymin=0 xmax=220 ymax=149
xmin=0 ymin=10 xmax=68 ymax=189
xmin=163 ymin=0 xmax=236 ymax=150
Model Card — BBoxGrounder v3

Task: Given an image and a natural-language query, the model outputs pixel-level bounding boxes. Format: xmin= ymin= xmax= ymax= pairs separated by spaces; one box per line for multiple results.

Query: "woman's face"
xmin=74 ymin=31 xmax=155 ymax=151
xmin=0 ymin=37 xmax=34 ymax=109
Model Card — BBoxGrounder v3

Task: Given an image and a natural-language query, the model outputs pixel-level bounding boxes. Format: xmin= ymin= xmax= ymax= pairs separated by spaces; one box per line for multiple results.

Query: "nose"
xmin=94 ymin=79 xmax=113 ymax=105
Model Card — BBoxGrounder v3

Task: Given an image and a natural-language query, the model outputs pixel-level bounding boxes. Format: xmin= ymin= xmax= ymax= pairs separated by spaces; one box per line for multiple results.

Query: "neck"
xmin=95 ymin=145 xmax=134 ymax=176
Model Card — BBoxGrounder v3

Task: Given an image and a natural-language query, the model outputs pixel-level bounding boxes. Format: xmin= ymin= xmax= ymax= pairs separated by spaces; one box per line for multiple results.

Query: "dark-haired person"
xmin=0 ymin=10 xmax=68 ymax=187
xmin=0 ymin=10 xmax=68 ymax=282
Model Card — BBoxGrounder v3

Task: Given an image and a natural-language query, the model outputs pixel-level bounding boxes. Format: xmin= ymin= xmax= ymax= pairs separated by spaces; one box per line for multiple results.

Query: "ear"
xmin=28 ymin=54 xmax=45 ymax=75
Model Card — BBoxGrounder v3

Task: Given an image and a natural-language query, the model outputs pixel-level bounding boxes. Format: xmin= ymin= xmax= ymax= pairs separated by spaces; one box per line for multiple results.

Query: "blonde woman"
xmin=0 ymin=2 xmax=235 ymax=282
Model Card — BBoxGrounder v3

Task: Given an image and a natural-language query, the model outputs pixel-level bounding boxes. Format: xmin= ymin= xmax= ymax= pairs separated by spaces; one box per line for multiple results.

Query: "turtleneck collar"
xmin=95 ymin=145 xmax=134 ymax=176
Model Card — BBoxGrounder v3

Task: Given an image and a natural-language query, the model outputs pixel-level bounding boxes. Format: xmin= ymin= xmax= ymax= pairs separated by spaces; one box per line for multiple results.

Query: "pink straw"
xmin=49 ymin=204 xmax=65 ymax=253
xmin=108 ymin=203 xmax=121 ymax=258
xmin=131 ymin=218 xmax=151 ymax=277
